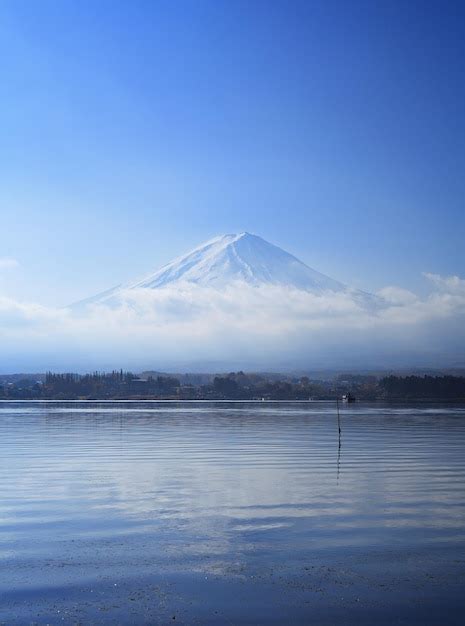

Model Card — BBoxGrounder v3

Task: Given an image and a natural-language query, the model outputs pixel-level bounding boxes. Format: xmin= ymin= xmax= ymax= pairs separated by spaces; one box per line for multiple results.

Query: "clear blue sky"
xmin=0 ymin=0 xmax=464 ymax=305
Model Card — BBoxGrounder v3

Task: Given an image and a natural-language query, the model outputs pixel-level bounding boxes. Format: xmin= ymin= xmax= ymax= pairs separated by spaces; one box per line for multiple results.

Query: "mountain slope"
xmin=127 ymin=232 xmax=346 ymax=292
xmin=71 ymin=232 xmax=376 ymax=308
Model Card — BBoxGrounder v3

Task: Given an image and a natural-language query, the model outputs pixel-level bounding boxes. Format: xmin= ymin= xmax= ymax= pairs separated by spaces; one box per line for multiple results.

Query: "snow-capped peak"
xmin=71 ymin=233 xmax=378 ymax=309
xmin=125 ymin=232 xmax=347 ymax=292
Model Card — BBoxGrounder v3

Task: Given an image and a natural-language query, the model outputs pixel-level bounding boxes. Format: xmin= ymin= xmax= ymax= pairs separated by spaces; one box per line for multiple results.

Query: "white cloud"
xmin=423 ymin=272 xmax=465 ymax=294
xmin=0 ymin=257 xmax=19 ymax=269
xmin=376 ymin=286 xmax=418 ymax=305
xmin=0 ymin=274 xmax=465 ymax=370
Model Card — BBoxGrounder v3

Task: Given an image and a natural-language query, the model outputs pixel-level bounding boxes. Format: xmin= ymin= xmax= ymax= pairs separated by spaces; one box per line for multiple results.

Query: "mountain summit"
xmin=73 ymin=233 xmax=375 ymax=307
xmin=126 ymin=232 xmax=346 ymax=292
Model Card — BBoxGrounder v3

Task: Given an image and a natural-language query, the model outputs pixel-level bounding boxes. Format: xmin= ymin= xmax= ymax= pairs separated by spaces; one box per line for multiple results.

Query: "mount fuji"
xmin=72 ymin=233 xmax=377 ymax=308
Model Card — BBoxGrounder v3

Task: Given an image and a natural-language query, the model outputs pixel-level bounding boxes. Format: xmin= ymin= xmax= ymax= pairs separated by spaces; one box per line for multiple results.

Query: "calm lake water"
xmin=1 ymin=401 xmax=464 ymax=625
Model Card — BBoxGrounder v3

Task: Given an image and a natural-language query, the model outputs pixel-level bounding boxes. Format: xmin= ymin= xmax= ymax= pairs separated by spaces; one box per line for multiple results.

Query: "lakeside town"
xmin=2 ymin=370 xmax=465 ymax=401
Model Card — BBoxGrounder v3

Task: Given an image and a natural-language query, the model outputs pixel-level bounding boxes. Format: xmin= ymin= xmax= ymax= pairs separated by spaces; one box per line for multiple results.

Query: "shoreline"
xmin=1 ymin=397 xmax=465 ymax=403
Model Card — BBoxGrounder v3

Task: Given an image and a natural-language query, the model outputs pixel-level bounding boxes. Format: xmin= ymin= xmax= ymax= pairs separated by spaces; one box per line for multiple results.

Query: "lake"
xmin=0 ymin=401 xmax=464 ymax=624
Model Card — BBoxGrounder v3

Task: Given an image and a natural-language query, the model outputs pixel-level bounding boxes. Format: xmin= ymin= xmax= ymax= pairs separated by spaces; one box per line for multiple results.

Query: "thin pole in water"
xmin=336 ymin=397 xmax=342 ymax=481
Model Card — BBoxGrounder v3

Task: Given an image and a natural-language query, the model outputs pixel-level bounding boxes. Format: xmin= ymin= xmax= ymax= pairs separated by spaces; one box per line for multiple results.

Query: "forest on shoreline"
xmin=1 ymin=371 xmax=465 ymax=401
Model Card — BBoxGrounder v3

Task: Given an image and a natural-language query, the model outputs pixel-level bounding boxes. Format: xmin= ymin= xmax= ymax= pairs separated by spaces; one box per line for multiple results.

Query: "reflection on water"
xmin=0 ymin=401 xmax=465 ymax=624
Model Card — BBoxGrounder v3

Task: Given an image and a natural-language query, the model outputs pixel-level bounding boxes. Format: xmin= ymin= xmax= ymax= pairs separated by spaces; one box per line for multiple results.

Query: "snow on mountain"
xmin=128 ymin=232 xmax=346 ymax=291
xmin=72 ymin=233 xmax=377 ymax=308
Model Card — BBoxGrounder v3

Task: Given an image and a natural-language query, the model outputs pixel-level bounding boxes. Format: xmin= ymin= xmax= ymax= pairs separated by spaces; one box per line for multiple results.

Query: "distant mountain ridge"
xmin=71 ymin=232 xmax=377 ymax=308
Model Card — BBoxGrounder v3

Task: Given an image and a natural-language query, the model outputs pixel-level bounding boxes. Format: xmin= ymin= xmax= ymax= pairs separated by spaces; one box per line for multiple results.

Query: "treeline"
xmin=42 ymin=371 xmax=181 ymax=399
xmin=207 ymin=372 xmax=332 ymax=400
xmin=0 ymin=371 xmax=180 ymax=400
xmin=379 ymin=375 xmax=465 ymax=400
xmin=1 ymin=372 xmax=465 ymax=400
xmin=0 ymin=370 xmax=363 ymax=400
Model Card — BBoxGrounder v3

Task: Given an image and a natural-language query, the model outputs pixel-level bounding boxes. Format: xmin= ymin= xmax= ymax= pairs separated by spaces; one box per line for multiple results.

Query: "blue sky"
xmin=0 ymin=0 xmax=464 ymax=306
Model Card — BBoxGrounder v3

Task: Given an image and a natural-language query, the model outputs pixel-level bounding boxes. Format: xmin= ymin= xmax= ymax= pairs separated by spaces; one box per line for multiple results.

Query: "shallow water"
xmin=0 ymin=401 xmax=464 ymax=624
